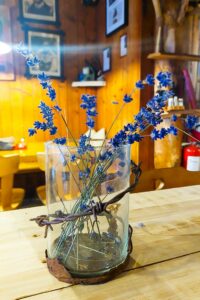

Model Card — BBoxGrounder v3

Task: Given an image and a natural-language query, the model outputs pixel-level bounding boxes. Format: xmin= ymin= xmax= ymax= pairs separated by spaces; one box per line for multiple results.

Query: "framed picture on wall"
xmin=106 ymin=0 xmax=128 ymax=36
xmin=120 ymin=34 xmax=127 ymax=57
xmin=0 ymin=5 xmax=15 ymax=81
xmin=19 ymin=0 xmax=60 ymax=26
xmin=24 ymin=26 xmax=65 ymax=79
xmin=102 ymin=47 xmax=111 ymax=72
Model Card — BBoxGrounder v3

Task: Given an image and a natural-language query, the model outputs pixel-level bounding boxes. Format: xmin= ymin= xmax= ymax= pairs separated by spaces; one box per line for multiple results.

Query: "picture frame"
xmin=24 ymin=26 xmax=65 ymax=80
xmin=120 ymin=34 xmax=127 ymax=57
xmin=19 ymin=0 xmax=60 ymax=26
xmin=0 ymin=5 xmax=15 ymax=81
xmin=106 ymin=0 xmax=128 ymax=36
xmin=102 ymin=47 xmax=111 ymax=73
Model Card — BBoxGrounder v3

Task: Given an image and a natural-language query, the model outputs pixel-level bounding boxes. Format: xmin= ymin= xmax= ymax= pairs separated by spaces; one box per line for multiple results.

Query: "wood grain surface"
xmin=0 ymin=185 xmax=200 ymax=299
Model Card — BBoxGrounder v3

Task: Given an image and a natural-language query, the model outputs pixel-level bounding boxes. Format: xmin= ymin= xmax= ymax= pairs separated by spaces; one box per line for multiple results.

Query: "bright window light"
xmin=0 ymin=42 xmax=11 ymax=55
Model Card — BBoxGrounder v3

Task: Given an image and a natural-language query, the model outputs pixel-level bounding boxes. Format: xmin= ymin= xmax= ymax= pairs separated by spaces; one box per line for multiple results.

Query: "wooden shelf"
xmin=147 ymin=53 xmax=200 ymax=62
xmin=162 ymin=109 xmax=200 ymax=118
xmin=72 ymin=81 xmax=106 ymax=87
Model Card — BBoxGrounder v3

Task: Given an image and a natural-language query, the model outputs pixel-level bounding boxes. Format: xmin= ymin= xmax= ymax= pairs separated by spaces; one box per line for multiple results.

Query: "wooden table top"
xmin=0 ymin=185 xmax=200 ymax=300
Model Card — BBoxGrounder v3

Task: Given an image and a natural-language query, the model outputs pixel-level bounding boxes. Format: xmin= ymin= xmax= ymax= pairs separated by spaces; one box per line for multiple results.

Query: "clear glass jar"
xmin=45 ymin=141 xmax=130 ymax=278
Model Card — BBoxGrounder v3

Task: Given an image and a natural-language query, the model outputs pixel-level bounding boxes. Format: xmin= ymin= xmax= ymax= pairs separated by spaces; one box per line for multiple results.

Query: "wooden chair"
xmin=0 ymin=155 xmax=25 ymax=211
xmin=35 ymin=151 xmax=80 ymax=204
xmin=36 ymin=152 xmax=46 ymax=205
xmin=132 ymin=166 xmax=200 ymax=193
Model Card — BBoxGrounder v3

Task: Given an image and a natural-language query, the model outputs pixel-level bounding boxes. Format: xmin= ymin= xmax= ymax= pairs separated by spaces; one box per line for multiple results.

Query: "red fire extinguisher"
xmin=183 ymin=143 xmax=200 ymax=171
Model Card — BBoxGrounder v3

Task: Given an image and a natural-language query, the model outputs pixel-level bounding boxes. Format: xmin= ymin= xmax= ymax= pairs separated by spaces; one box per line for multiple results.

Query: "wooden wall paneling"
xmin=95 ymin=0 xmax=142 ymax=163
xmin=138 ymin=1 xmax=155 ymax=170
xmin=0 ymin=0 xmax=98 ymax=143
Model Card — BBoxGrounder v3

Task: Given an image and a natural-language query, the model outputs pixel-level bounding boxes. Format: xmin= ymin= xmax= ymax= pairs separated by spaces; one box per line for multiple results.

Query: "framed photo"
xmin=19 ymin=0 xmax=60 ymax=26
xmin=120 ymin=34 xmax=127 ymax=57
xmin=106 ymin=0 xmax=128 ymax=36
xmin=24 ymin=26 xmax=64 ymax=79
xmin=0 ymin=6 xmax=15 ymax=81
xmin=102 ymin=47 xmax=111 ymax=73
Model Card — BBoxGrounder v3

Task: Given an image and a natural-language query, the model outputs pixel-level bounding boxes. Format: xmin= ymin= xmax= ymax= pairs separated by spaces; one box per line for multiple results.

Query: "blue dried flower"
xmin=79 ymin=168 xmax=90 ymax=180
xmin=28 ymin=128 xmax=37 ymax=136
xmin=127 ymin=133 xmax=143 ymax=144
xmin=54 ymin=137 xmax=66 ymax=145
xmin=145 ymin=74 xmax=155 ymax=86
xmin=185 ymin=115 xmax=198 ymax=130
xmin=150 ymin=129 xmax=160 ymax=140
xmin=37 ymin=72 xmax=50 ymax=82
xmin=156 ymin=72 xmax=172 ymax=87
xmin=124 ymin=123 xmax=138 ymax=132
xmin=167 ymin=125 xmax=178 ymax=136
xmin=34 ymin=121 xmax=42 ymax=130
xmin=171 ymin=114 xmax=178 ymax=122
xmin=158 ymin=128 xmax=168 ymax=139
xmin=81 ymin=94 xmax=97 ymax=128
xmin=70 ymin=154 xmax=76 ymax=162
xmin=86 ymin=118 xmax=95 ymax=128
xmin=135 ymin=80 xmax=144 ymax=89
xmin=49 ymin=126 xmax=58 ymax=135
xmin=40 ymin=81 xmax=49 ymax=89
xmin=123 ymin=94 xmax=133 ymax=103
xmin=111 ymin=130 xmax=127 ymax=147
xmin=26 ymin=56 xmax=40 ymax=67
xmin=80 ymin=203 xmax=88 ymax=211
xmin=47 ymin=87 xmax=56 ymax=101
xmin=54 ymin=105 xmax=62 ymax=112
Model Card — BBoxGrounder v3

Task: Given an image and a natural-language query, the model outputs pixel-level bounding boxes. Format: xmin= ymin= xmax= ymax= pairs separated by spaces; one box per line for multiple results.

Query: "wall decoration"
xmin=24 ymin=26 xmax=64 ymax=79
xmin=0 ymin=5 xmax=15 ymax=81
xmin=102 ymin=47 xmax=111 ymax=72
xmin=19 ymin=0 xmax=60 ymax=26
xmin=120 ymin=34 xmax=127 ymax=57
xmin=106 ymin=0 xmax=128 ymax=36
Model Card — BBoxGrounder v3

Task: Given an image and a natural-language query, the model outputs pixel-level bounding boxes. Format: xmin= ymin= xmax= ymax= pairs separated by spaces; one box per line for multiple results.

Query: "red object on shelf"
xmin=183 ymin=143 xmax=200 ymax=171
xmin=14 ymin=144 xmax=27 ymax=150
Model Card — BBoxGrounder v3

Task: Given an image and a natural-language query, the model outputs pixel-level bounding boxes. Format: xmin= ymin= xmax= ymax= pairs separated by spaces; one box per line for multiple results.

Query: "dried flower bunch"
xmin=16 ymin=44 xmax=199 ymax=279
xmin=16 ymin=42 xmax=200 ymax=207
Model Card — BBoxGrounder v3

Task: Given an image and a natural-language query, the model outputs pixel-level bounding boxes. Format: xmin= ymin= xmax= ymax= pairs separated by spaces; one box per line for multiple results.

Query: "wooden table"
xmin=0 ymin=185 xmax=200 ymax=300
xmin=0 ymin=142 xmax=45 ymax=172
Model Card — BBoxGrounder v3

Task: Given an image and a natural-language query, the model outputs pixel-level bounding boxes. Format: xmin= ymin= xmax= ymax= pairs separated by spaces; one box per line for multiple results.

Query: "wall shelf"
xmin=162 ymin=109 xmax=200 ymax=118
xmin=147 ymin=53 xmax=200 ymax=62
xmin=72 ymin=81 xmax=106 ymax=87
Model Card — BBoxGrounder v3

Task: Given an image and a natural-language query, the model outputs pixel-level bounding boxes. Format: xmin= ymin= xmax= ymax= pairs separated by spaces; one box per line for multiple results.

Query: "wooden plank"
xmin=0 ymin=206 xmax=67 ymax=300
xmin=0 ymin=186 xmax=199 ymax=299
xmin=25 ymin=252 xmax=200 ymax=300
xmin=95 ymin=0 xmax=142 ymax=164
xmin=147 ymin=52 xmax=200 ymax=61
xmin=72 ymin=81 xmax=106 ymax=87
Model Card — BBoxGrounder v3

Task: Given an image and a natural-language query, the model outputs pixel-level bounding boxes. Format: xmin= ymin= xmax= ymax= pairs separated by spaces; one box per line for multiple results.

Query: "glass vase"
xmin=45 ymin=141 xmax=131 ymax=280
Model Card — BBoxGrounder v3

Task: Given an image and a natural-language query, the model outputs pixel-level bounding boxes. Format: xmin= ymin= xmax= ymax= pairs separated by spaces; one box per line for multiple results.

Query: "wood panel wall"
xmin=95 ymin=1 xmax=154 ymax=168
xmin=0 ymin=0 xmax=97 ymax=144
xmin=0 ymin=0 xmax=155 ymax=168
xmin=95 ymin=0 xmax=142 ymax=163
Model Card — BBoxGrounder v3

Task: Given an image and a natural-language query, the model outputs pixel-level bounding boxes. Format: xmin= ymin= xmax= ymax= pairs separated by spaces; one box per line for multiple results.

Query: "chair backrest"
xmin=36 ymin=152 xmax=45 ymax=171
xmin=0 ymin=155 xmax=20 ymax=209
xmin=0 ymin=154 xmax=20 ymax=177
xmin=132 ymin=166 xmax=200 ymax=193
